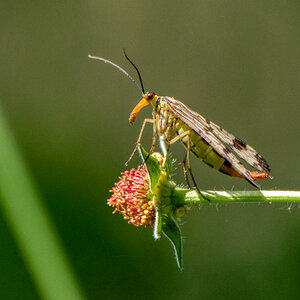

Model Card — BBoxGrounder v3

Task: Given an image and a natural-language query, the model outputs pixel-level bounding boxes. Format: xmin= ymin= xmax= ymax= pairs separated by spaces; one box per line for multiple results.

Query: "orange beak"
xmin=129 ymin=98 xmax=149 ymax=124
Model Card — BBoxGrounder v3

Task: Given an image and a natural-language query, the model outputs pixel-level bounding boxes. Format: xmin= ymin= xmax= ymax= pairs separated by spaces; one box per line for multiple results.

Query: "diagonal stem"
xmin=0 ymin=105 xmax=85 ymax=300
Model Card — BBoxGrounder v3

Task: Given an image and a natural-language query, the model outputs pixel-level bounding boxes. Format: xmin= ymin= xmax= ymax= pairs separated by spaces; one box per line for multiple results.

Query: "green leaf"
xmin=162 ymin=215 xmax=183 ymax=270
xmin=163 ymin=153 xmax=173 ymax=178
xmin=138 ymin=144 xmax=161 ymax=190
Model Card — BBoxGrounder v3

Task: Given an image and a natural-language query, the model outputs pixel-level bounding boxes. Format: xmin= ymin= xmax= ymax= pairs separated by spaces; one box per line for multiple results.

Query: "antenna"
xmin=88 ymin=54 xmax=144 ymax=95
xmin=122 ymin=49 xmax=145 ymax=94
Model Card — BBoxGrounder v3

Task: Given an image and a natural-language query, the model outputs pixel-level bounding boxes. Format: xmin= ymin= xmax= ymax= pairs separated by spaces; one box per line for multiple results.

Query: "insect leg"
xmin=168 ymin=131 xmax=194 ymax=186
xmin=178 ymin=152 xmax=192 ymax=189
xmin=169 ymin=131 xmax=210 ymax=202
xmin=148 ymin=115 xmax=159 ymax=155
xmin=144 ymin=116 xmax=159 ymax=163
xmin=125 ymin=118 xmax=155 ymax=166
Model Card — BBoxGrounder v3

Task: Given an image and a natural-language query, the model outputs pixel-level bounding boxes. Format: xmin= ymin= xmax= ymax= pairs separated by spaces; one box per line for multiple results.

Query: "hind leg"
xmin=168 ymin=131 xmax=210 ymax=202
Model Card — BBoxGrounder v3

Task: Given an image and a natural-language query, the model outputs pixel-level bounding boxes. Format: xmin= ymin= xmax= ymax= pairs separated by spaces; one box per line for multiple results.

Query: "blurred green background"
xmin=1 ymin=1 xmax=300 ymax=299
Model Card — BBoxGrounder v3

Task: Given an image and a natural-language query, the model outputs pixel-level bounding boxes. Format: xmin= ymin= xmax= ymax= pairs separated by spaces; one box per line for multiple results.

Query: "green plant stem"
xmin=173 ymin=189 xmax=300 ymax=205
xmin=0 ymin=106 xmax=85 ymax=300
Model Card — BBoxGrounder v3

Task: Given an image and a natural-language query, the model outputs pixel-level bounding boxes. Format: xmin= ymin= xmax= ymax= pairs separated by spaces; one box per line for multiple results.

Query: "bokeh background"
xmin=1 ymin=1 xmax=300 ymax=299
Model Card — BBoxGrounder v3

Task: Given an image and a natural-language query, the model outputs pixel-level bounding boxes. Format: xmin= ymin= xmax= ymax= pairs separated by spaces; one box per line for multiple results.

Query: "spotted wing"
xmin=164 ymin=97 xmax=268 ymax=187
xmin=180 ymin=103 xmax=270 ymax=174
xmin=206 ymin=119 xmax=270 ymax=173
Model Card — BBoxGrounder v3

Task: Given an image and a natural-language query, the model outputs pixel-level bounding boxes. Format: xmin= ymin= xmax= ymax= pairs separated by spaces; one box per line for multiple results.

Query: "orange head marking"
xmin=129 ymin=92 xmax=155 ymax=124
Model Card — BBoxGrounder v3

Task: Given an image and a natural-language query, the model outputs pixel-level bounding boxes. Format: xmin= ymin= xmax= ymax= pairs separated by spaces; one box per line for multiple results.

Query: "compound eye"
xmin=147 ymin=92 xmax=154 ymax=99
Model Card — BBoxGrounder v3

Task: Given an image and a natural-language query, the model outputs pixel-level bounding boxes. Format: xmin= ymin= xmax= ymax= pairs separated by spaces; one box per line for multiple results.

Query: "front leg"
xmin=126 ymin=118 xmax=155 ymax=166
xmin=148 ymin=114 xmax=159 ymax=155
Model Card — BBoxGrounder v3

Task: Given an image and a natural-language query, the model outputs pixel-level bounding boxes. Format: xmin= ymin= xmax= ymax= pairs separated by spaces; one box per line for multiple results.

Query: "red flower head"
xmin=108 ymin=165 xmax=155 ymax=227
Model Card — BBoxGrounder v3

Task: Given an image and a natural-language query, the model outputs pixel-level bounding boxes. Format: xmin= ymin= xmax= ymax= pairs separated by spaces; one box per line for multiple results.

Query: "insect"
xmin=88 ymin=50 xmax=271 ymax=191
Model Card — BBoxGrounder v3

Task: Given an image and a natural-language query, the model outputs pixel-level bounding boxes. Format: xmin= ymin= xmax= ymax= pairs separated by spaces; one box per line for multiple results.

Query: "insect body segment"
xmin=129 ymin=92 xmax=157 ymax=124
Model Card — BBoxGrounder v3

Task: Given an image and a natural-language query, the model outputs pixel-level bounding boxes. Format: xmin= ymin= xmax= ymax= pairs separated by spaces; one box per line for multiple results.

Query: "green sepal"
xmin=162 ymin=215 xmax=183 ymax=270
xmin=138 ymin=145 xmax=161 ymax=190
xmin=153 ymin=210 xmax=162 ymax=239
xmin=159 ymin=136 xmax=172 ymax=177
xmin=146 ymin=193 xmax=155 ymax=199
xmin=163 ymin=153 xmax=172 ymax=178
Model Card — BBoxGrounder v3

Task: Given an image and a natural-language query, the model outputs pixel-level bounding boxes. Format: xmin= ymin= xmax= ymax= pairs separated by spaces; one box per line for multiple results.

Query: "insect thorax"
xmin=154 ymin=96 xmax=225 ymax=170
xmin=155 ymin=97 xmax=181 ymax=141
